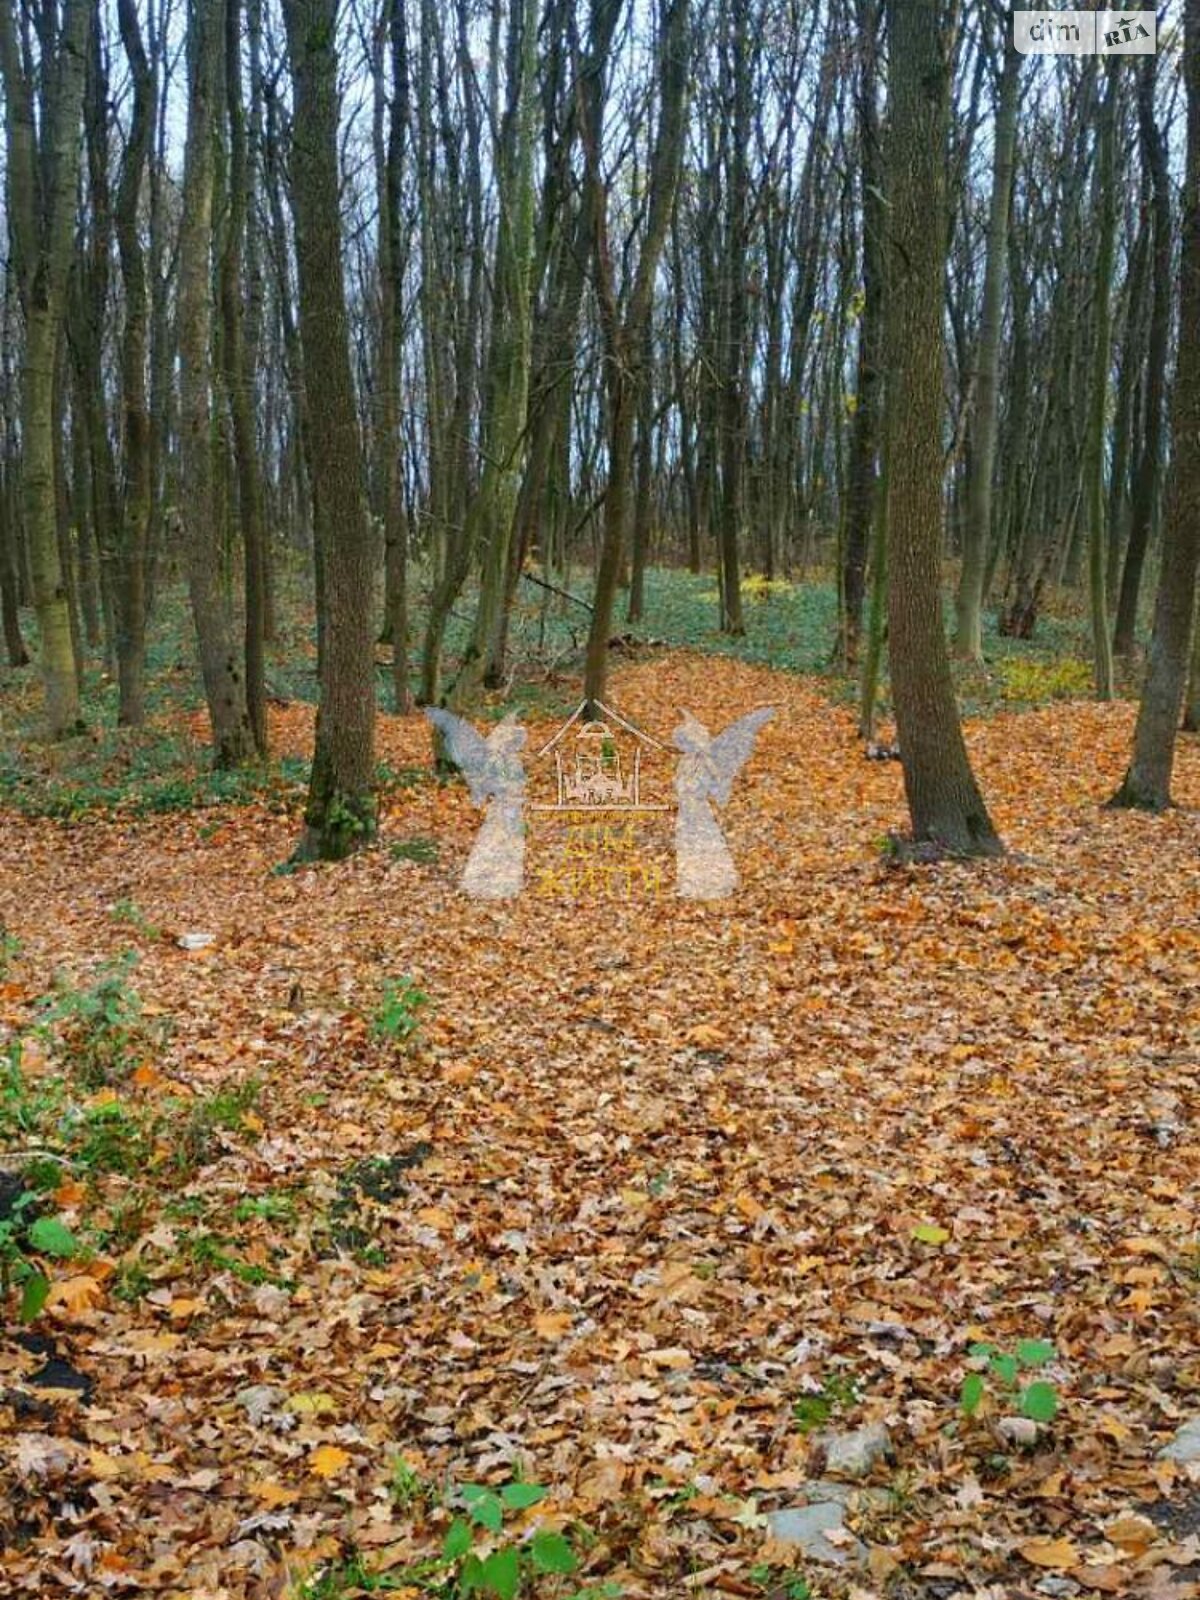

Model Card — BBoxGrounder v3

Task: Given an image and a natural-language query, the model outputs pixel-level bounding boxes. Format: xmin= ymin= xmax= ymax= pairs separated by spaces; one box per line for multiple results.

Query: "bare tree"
xmin=285 ymin=0 xmax=378 ymax=859
xmin=883 ymin=0 xmax=1002 ymax=856
xmin=1109 ymin=0 xmax=1200 ymax=812
xmin=0 ymin=0 xmax=90 ymax=735
xmin=582 ymin=0 xmax=691 ymax=711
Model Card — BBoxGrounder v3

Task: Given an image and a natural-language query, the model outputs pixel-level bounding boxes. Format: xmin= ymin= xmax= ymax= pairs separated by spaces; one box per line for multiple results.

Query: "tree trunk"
xmin=840 ymin=0 xmax=884 ymax=668
xmin=716 ymin=0 xmax=750 ymax=637
xmin=884 ymin=0 xmax=1002 ymax=856
xmin=954 ymin=24 xmax=1019 ymax=661
xmin=285 ymin=0 xmax=378 ymax=860
xmin=378 ymin=0 xmax=411 ymax=714
xmin=0 ymin=0 xmax=88 ymax=736
xmin=583 ymin=0 xmax=690 ymax=711
xmin=178 ymin=0 xmax=253 ymax=768
xmin=221 ymin=0 xmax=269 ymax=755
xmin=1084 ymin=64 xmax=1117 ymax=700
xmin=1109 ymin=0 xmax=1200 ymax=811
xmin=1114 ymin=36 xmax=1170 ymax=659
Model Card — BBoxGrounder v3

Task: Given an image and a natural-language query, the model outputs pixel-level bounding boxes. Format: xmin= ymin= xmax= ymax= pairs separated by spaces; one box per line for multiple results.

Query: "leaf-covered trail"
xmin=2 ymin=654 xmax=1200 ymax=1598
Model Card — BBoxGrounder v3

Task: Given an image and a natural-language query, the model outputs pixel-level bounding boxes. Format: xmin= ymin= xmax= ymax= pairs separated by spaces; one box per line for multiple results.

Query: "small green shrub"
xmin=793 ymin=1370 xmax=859 ymax=1434
xmin=109 ymin=899 xmax=161 ymax=941
xmin=169 ymin=1077 xmax=262 ymax=1173
xmin=40 ymin=954 xmax=155 ymax=1087
xmin=998 ymin=657 xmax=1093 ymax=704
xmin=72 ymin=1098 xmax=156 ymax=1174
xmin=389 ymin=1456 xmax=440 ymax=1511
xmin=960 ymin=1338 xmax=1058 ymax=1424
xmin=0 ymin=1187 xmax=80 ymax=1322
xmin=303 ymin=1478 xmax=612 ymax=1600
xmin=371 ymin=976 xmax=430 ymax=1047
xmin=389 ymin=836 xmax=440 ymax=865
xmin=234 ymin=1190 xmax=295 ymax=1224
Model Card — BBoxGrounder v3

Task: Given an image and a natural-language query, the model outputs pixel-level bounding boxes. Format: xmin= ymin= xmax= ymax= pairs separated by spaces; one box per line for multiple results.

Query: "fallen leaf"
xmin=1019 ymin=1537 xmax=1080 ymax=1570
xmin=308 ymin=1445 xmax=351 ymax=1480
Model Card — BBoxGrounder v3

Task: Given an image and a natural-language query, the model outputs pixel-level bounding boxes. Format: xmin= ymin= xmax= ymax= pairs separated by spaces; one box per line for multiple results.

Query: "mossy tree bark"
xmin=0 ymin=0 xmax=88 ymax=737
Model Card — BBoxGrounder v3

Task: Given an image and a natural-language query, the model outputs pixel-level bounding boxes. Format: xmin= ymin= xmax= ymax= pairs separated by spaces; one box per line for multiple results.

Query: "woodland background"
xmin=1 ymin=0 xmax=1200 ymax=1597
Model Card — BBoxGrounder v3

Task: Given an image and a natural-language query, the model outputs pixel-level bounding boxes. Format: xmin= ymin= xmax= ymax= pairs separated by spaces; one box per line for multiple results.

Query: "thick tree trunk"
xmin=1110 ymin=0 xmax=1200 ymax=811
xmin=884 ymin=0 xmax=1002 ymax=856
xmin=285 ymin=0 xmax=378 ymax=860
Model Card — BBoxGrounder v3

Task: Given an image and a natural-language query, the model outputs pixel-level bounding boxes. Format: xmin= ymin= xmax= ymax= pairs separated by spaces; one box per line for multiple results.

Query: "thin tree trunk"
xmin=1110 ymin=0 xmax=1200 ymax=811
xmin=179 ymin=0 xmax=253 ymax=768
xmin=583 ymin=0 xmax=690 ymax=710
xmin=1114 ymin=37 xmax=1170 ymax=659
xmin=221 ymin=0 xmax=269 ymax=755
xmin=1085 ymin=64 xmax=1117 ymax=700
xmin=113 ymin=0 xmax=155 ymax=727
xmin=840 ymin=0 xmax=884 ymax=668
xmin=954 ymin=22 xmax=1019 ymax=661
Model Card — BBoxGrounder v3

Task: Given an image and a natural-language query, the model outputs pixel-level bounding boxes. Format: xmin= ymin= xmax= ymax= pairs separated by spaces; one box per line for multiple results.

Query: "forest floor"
xmin=1 ymin=585 xmax=1199 ymax=1600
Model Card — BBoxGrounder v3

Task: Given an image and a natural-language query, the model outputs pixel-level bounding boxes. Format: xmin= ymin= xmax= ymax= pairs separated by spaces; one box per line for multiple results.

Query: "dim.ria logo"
xmin=1013 ymin=10 xmax=1156 ymax=55
xmin=426 ymin=700 xmax=774 ymax=902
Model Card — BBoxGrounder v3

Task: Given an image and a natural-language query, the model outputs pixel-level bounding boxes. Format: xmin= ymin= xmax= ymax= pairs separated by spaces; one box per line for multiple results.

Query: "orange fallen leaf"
xmin=168 ymin=1297 xmax=205 ymax=1321
xmin=1019 ymin=1537 xmax=1080 ymax=1570
xmin=1069 ymin=1565 xmax=1132 ymax=1593
xmin=686 ymin=1023 xmax=724 ymax=1048
xmin=1105 ymin=1512 xmax=1159 ymax=1554
xmin=416 ymin=1206 xmax=453 ymax=1230
xmin=251 ymin=1479 xmax=299 ymax=1507
xmin=45 ymin=1275 xmax=104 ymax=1316
xmin=534 ymin=1311 xmax=573 ymax=1339
xmin=308 ymin=1445 xmax=351 ymax=1480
